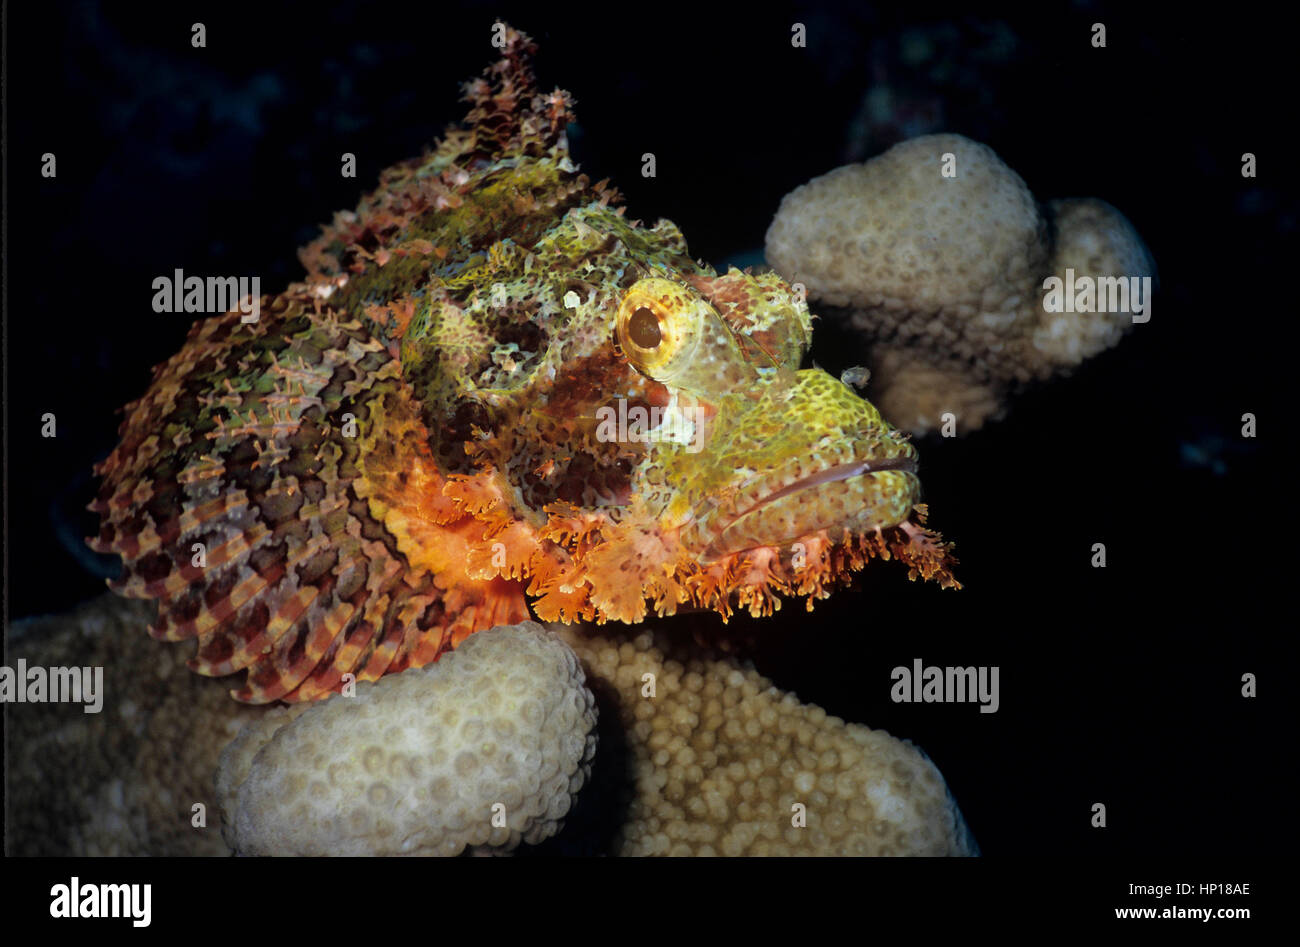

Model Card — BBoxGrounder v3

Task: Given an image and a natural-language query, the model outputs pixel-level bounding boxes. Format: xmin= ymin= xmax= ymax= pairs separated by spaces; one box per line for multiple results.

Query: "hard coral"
xmin=6 ymin=597 xmax=973 ymax=857
xmin=5 ymin=596 xmax=260 ymax=855
xmin=766 ymin=133 xmax=1154 ymax=435
xmin=217 ymin=621 xmax=597 ymax=856
xmin=552 ymin=623 xmax=976 ymax=856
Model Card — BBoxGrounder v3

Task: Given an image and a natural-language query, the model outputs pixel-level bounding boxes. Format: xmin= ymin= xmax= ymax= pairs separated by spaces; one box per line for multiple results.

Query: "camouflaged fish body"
xmin=91 ymin=25 xmax=957 ymax=704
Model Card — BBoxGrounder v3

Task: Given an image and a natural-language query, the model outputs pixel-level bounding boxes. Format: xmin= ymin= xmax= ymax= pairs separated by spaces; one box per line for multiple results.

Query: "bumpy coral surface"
xmin=766 ymin=133 xmax=1154 ymax=434
xmin=217 ymin=621 xmax=596 ymax=855
xmin=86 ymin=24 xmax=956 ymax=706
xmin=5 ymin=596 xmax=260 ymax=855
xmin=553 ymin=624 xmax=976 ymax=856
xmin=6 ymin=596 xmax=973 ymax=856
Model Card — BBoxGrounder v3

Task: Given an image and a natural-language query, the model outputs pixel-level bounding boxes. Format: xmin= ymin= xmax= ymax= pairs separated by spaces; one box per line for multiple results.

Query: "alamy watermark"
xmin=1042 ymin=268 xmax=1152 ymax=323
xmin=595 ymin=397 xmax=707 ymax=453
xmin=152 ymin=268 xmax=261 ymax=323
xmin=1 ymin=660 xmax=103 ymax=713
xmin=49 ymin=877 xmax=150 ymax=927
xmin=891 ymin=658 xmax=999 ymax=713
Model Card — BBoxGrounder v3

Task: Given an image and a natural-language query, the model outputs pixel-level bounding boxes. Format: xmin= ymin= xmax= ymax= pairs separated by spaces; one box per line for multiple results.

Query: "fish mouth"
xmin=702 ymin=454 xmax=920 ymax=560
xmin=736 ymin=455 xmax=918 ymax=518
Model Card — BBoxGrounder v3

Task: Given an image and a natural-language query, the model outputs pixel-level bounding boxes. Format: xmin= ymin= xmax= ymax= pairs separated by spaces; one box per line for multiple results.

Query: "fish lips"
xmin=702 ymin=454 xmax=921 ymax=560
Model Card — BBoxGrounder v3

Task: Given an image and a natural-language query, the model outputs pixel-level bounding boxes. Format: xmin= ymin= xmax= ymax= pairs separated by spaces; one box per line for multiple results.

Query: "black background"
xmin=4 ymin=0 xmax=1295 ymax=858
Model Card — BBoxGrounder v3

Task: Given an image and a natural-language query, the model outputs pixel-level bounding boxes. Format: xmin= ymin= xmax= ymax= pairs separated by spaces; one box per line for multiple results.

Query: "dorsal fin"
xmin=460 ymin=21 xmax=575 ymax=161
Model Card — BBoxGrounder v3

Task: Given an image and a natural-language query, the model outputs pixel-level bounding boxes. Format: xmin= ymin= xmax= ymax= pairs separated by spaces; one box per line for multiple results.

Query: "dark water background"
xmin=5 ymin=0 xmax=1295 ymax=856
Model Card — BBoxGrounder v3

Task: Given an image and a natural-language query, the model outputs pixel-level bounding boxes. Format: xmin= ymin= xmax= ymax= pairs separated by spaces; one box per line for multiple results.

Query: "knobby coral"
xmin=217 ymin=621 xmax=597 ymax=855
xmin=766 ymin=133 xmax=1154 ymax=434
xmin=5 ymin=595 xmax=974 ymax=857
xmin=552 ymin=622 xmax=976 ymax=856
xmin=6 ymin=596 xmax=260 ymax=855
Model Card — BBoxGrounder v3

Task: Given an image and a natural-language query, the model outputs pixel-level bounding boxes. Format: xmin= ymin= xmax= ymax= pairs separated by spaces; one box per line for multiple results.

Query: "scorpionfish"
xmin=90 ymin=24 xmax=958 ymax=703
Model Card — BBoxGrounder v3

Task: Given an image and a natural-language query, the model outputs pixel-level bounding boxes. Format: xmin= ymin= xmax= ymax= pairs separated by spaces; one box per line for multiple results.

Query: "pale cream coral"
xmin=552 ymin=623 xmax=976 ymax=856
xmin=867 ymin=348 xmax=1006 ymax=437
xmin=766 ymin=133 xmax=1154 ymax=434
xmin=1033 ymin=197 xmax=1155 ymax=366
xmin=217 ymin=621 xmax=597 ymax=856
xmin=6 ymin=597 xmax=973 ymax=857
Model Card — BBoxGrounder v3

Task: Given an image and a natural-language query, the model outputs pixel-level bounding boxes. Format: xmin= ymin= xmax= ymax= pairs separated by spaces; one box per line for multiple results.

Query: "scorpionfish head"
xmin=379 ymin=254 xmax=955 ymax=626
xmin=611 ymin=275 xmax=920 ymax=561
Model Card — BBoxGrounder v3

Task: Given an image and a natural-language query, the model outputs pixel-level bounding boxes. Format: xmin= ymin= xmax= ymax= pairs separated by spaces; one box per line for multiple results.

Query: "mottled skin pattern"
xmin=90 ymin=25 xmax=957 ymax=704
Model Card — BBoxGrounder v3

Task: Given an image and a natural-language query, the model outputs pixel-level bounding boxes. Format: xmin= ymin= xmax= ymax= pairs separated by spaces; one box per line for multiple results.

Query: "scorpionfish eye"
xmin=616 ymin=277 xmax=757 ymax=393
xmin=628 ymin=307 xmax=662 ymax=348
